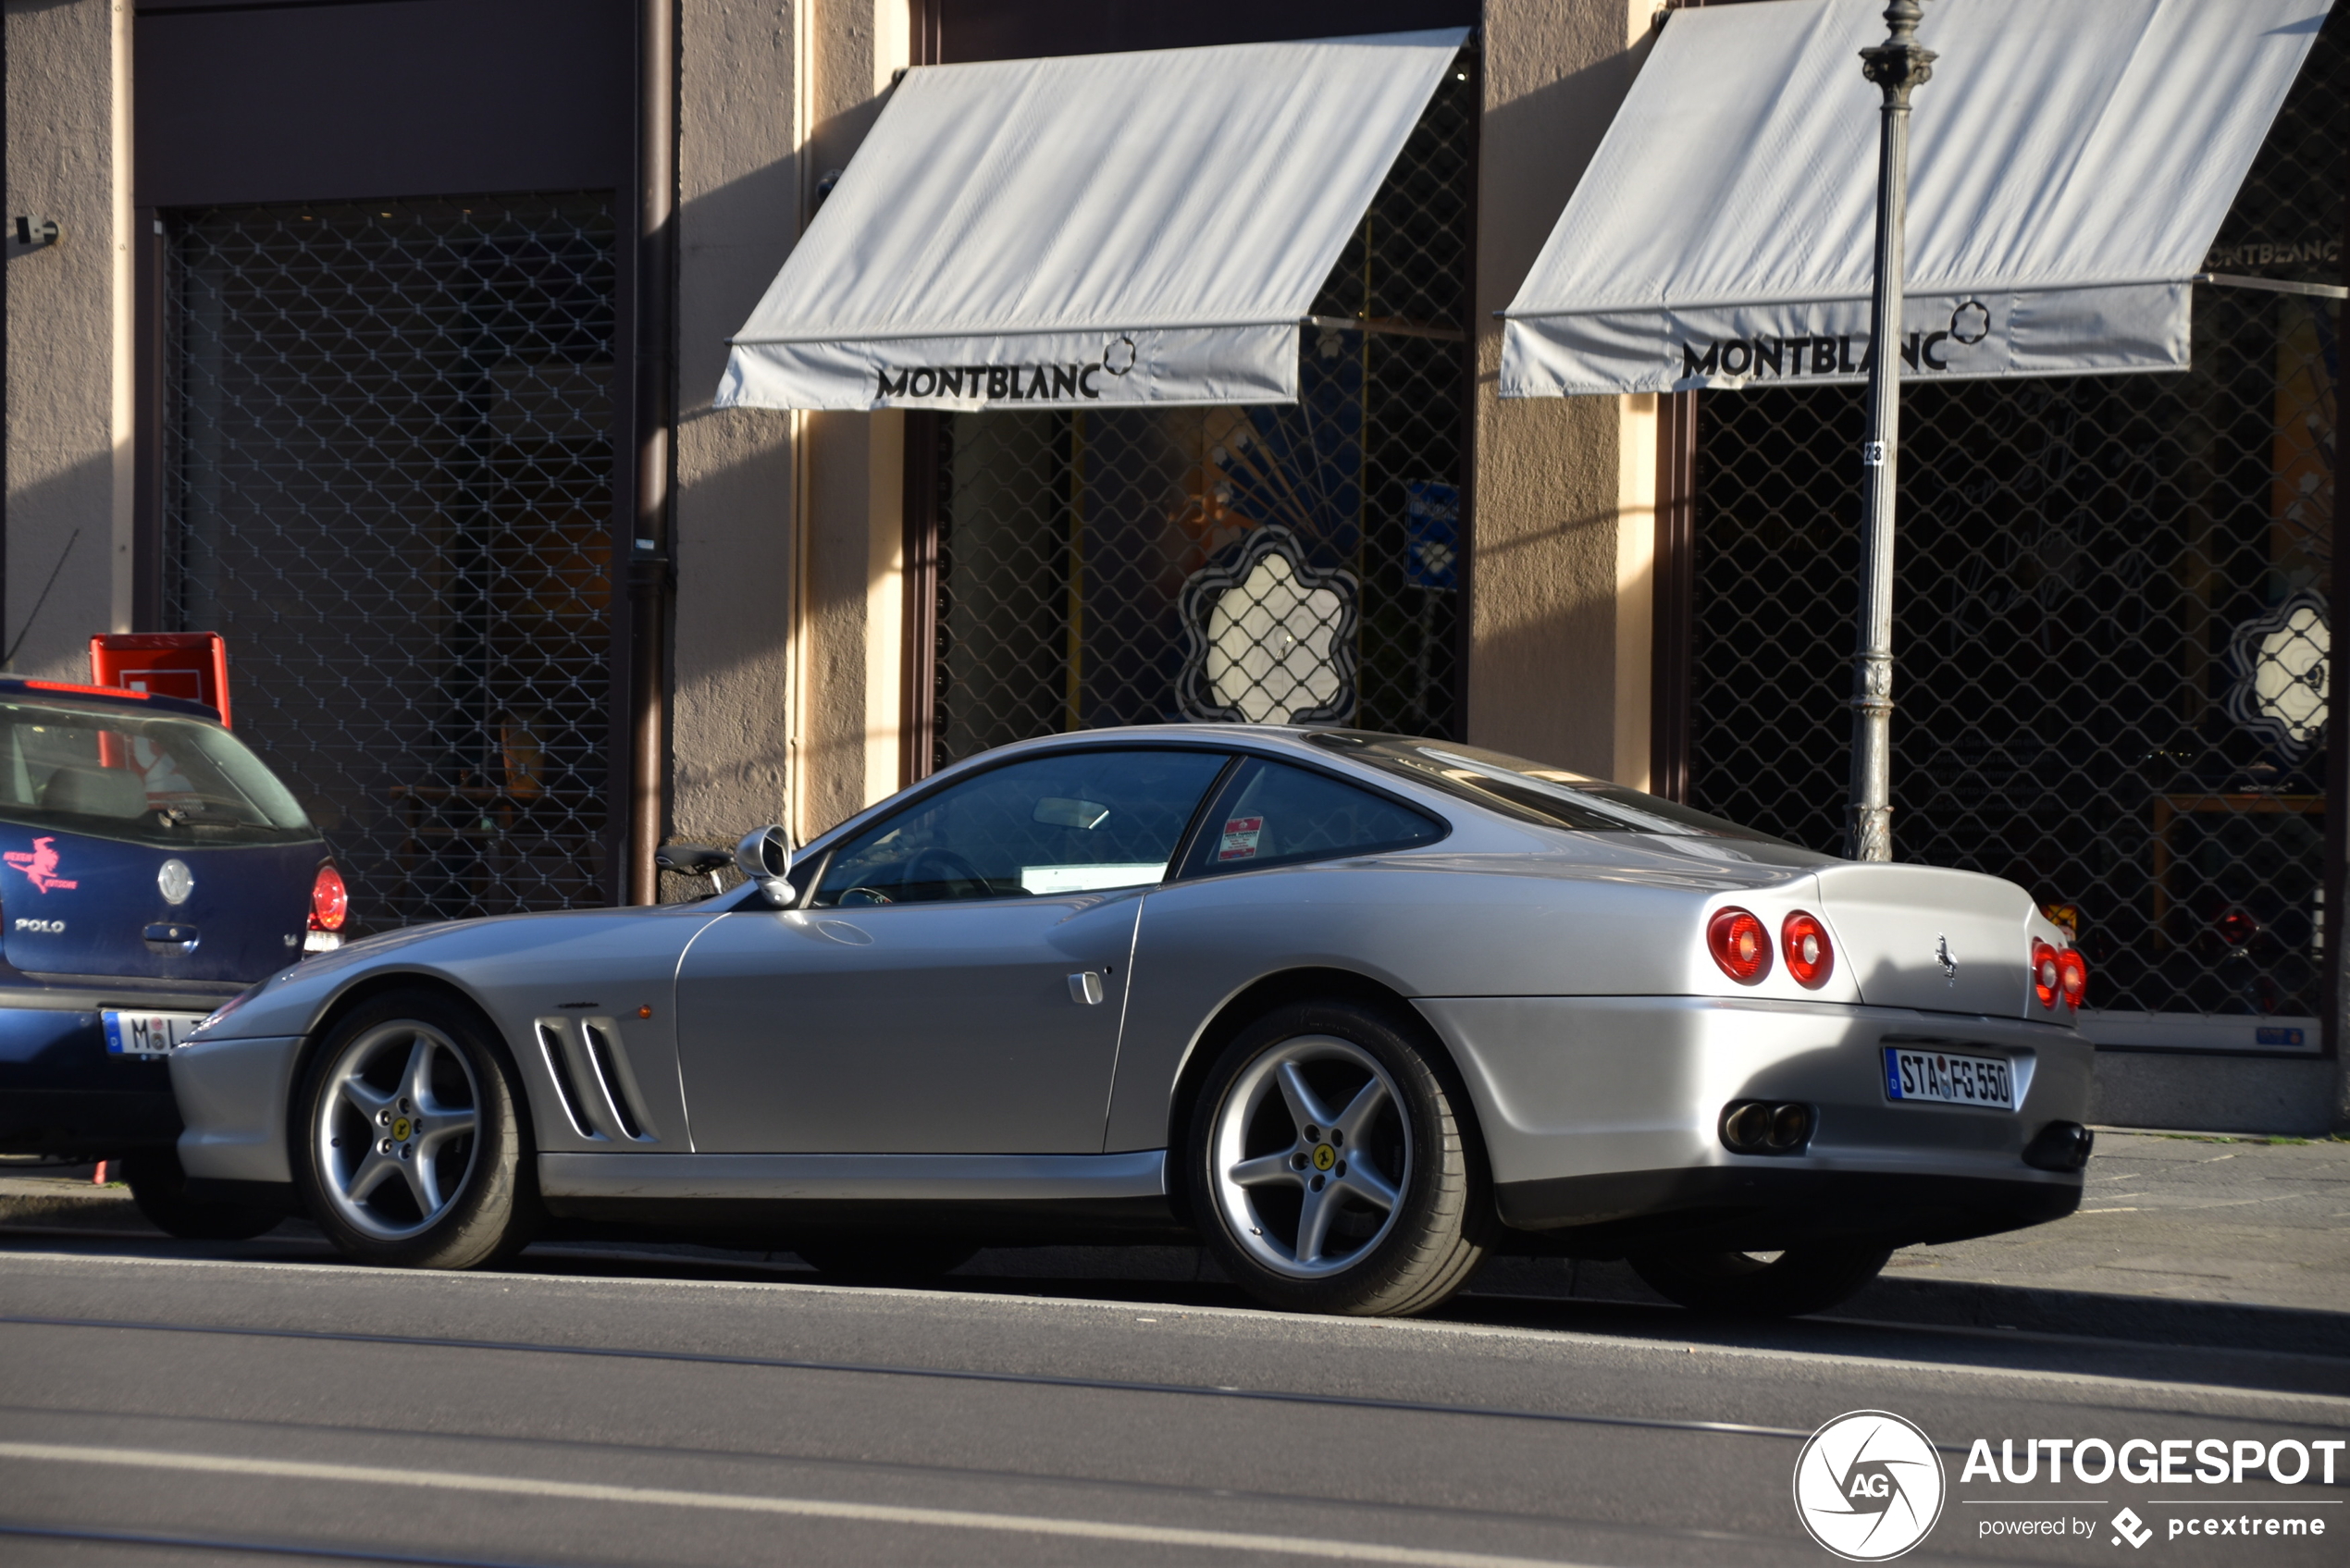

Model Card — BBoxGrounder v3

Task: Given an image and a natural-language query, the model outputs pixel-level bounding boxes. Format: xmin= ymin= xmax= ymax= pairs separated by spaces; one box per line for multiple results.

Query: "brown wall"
xmin=5 ymin=0 xmax=130 ymax=685
xmin=1466 ymin=0 xmax=1656 ymax=784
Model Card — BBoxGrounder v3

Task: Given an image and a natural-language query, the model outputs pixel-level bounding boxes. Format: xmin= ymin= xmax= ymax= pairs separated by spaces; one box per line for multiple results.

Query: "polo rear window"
xmin=0 ymin=698 xmax=316 ymax=848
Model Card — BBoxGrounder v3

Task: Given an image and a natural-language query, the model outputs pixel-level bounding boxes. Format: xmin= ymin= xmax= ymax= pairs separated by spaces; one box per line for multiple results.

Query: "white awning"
xmin=1501 ymin=0 xmax=2329 ymax=399
xmin=717 ymin=29 xmax=1469 ymax=412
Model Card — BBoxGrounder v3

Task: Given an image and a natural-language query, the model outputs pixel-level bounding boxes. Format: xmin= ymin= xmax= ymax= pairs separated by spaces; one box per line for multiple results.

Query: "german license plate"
xmin=1882 ymin=1045 xmax=2015 ymax=1110
xmin=103 ymin=1010 xmax=212 ymax=1056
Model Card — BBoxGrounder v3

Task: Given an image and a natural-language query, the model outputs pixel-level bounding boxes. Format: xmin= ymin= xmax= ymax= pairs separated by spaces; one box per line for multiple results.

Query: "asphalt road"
xmin=0 ymin=1230 xmax=2343 ymax=1567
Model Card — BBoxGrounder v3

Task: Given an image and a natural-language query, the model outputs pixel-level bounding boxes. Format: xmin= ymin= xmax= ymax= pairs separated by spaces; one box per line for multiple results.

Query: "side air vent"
xmin=582 ymin=1019 xmax=657 ymax=1142
xmin=534 ymin=1016 xmax=658 ymax=1144
xmin=534 ymin=1021 xmax=600 ymax=1140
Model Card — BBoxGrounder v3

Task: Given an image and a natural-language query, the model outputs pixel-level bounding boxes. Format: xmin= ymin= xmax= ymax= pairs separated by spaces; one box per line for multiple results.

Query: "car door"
xmin=674 ymin=747 xmax=1231 ymax=1154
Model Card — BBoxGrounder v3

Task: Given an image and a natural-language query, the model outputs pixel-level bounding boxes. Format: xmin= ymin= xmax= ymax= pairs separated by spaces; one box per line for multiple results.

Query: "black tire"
xmin=123 ymin=1145 xmax=282 ymax=1241
xmin=1627 ymin=1242 xmax=1892 ymax=1318
xmin=292 ymin=988 xmax=538 ymax=1269
xmin=1185 ymin=998 xmax=1486 ymax=1316
xmin=796 ymin=1238 xmax=980 ymax=1283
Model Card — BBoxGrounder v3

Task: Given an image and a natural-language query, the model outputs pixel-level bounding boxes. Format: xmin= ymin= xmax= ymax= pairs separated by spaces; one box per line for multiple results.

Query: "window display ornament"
xmin=2225 ymin=587 xmax=2330 ymax=754
xmin=1178 ymin=525 xmax=1359 ymax=725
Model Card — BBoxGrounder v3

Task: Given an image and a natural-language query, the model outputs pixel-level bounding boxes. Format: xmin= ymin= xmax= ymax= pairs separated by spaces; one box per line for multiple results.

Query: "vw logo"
xmin=1792 ymin=1410 xmax=1946 ymax=1561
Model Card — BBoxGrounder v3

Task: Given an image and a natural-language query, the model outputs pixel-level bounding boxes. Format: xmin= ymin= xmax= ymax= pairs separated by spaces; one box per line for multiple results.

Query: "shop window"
xmin=1685 ymin=12 xmax=2344 ymax=1044
xmin=161 ymin=195 xmax=620 ymax=932
xmin=911 ymin=53 xmax=1476 ymax=774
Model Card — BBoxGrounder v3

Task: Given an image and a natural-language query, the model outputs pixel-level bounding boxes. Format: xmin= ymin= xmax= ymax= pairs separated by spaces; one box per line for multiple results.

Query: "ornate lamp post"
xmin=1846 ymin=0 xmax=1936 ymax=861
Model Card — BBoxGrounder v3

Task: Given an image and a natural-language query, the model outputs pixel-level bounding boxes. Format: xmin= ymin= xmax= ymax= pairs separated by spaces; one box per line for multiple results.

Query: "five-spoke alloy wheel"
xmin=1210 ymin=1036 xmax=1410 ymax=1278
xmin=295 ymin=990 xmax=535 ymax=1268
xmin=1190 ymin=999 xmax=1485 ymax=1316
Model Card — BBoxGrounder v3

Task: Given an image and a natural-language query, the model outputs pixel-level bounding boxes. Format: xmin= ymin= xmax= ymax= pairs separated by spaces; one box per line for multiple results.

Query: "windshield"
xmin=1304 ymin=732 xmax=1788 ymax=845
xmin=0 ymin=698 xmax=316 ymax=848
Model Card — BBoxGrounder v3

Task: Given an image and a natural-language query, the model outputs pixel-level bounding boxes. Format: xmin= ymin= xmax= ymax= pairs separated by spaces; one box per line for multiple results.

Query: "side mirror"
xmin=735 ymin=825 xmax=797 ymax=907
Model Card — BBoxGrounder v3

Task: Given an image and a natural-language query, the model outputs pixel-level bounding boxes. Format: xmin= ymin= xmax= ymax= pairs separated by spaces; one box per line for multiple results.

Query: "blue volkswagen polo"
xmin=0 ymin=677 xmax=341 ymax=1237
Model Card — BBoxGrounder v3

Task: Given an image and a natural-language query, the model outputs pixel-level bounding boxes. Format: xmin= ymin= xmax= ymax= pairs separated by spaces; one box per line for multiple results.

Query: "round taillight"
xmin=2031 ymin=938 xmax=2059 ymax=1009
xmin=1781 ymin=911 xmax=1834 ymax=989
xmin=310 ymin=862 xmax=348 ymax=932
xmin=2057 ymin=946 xmax=2087 ymax=1009
xmin=1707 ymin=907 xmax=1773 ymax=984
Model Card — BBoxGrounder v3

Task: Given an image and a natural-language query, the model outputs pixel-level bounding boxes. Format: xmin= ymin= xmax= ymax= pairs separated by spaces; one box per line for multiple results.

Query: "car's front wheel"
xmin=293 ymin=990 xmax=536 ymax=1268
xmin=1626 ymin=1242 xmax=1891 ymax=1318
xmin=1187 ymin=999 xmax=1485 ymax=1316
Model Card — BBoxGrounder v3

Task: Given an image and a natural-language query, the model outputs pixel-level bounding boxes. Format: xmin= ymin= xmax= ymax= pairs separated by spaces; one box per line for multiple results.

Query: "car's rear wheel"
xmin=123 ymin=1145 xmax=282 ymax=1241
xmin=294 ymin=990 xmax=536 ymax=1268
xmin=1187 ymin=999 xmax=1485 ymax=1316
xmin=1627 ymin=1242 xmax=1891 ymax=1318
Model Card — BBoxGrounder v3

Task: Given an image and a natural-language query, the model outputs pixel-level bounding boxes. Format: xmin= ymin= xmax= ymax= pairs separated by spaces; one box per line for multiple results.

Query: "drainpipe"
xmin=627 ymin=0 xmax=675 ymax=905
xmin=2330 ymin=113 xmax=2350 ymax=1131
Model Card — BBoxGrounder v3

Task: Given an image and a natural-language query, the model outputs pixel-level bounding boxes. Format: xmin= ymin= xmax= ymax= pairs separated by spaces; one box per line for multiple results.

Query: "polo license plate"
xmin=103 ymin=1010 xmax=212 ymax=1057
xmin=1882 ymin=1046 xmax=2014 ymax=1110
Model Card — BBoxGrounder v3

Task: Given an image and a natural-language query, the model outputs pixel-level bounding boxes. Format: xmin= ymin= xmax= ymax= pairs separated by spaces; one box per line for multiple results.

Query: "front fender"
xmin=172 ymin=1033 xmax=303 ymax=1182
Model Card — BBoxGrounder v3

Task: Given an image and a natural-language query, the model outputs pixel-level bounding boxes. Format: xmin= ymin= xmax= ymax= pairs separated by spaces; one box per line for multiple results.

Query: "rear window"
xmin=1180 ymin=758 xmax=1444 ymax=877
xmin=0 ymin=698 xmax=316 ymax=848
xmin=1304 ymin=732 xmax=1787 ymax=844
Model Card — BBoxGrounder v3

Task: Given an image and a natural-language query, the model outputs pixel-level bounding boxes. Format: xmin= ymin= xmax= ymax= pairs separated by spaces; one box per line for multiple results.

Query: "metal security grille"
xmin=1689 ymin=16 xmax=2343 ymax=1038
xmin=924 ymin=52 xmax=1475 ymax=771
xmin=163 ymin=195 xmax=621 ymax=934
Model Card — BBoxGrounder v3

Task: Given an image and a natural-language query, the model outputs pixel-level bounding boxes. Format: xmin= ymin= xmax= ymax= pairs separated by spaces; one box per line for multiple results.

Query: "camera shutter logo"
xmin=1792 ymin=1410 xmax=1946 ymax=1561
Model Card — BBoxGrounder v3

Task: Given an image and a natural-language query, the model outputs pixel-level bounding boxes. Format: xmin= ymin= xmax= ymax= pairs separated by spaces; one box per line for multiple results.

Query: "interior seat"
xmin=42 ymin=763 xmax=149 ymax=819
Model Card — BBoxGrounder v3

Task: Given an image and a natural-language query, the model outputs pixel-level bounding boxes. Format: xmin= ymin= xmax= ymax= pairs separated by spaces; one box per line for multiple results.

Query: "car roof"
xmin=0 ymin=676 xmax=224 ymax=723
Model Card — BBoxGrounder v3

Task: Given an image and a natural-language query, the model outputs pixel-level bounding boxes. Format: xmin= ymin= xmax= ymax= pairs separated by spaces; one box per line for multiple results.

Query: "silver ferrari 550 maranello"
xmin=167 ymin=725 xmax=2095 ymax=1318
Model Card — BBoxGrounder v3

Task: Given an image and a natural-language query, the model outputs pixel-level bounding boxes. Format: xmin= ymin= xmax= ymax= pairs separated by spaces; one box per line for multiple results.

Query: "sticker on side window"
xmin=1218 ymin=817 xmax=1264 ymax=861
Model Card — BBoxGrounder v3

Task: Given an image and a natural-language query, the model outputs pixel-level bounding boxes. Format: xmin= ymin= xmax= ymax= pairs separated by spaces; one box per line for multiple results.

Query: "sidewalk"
xmin=1882 ymin=1129 xmax=2350 ymax=1313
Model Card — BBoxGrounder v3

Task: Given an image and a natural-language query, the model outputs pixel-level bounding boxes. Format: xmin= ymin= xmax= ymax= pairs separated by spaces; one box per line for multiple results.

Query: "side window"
xmin=1181 ymin=759 xmax=1442 ymax=877
xmin=813 ymin=749 xmax=1230 ymax=907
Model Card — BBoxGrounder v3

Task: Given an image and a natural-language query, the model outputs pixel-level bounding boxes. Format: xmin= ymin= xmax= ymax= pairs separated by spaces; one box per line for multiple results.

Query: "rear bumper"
xmin=1492 ymin=1167 xmax=2079 ymax=1253
xmin=1416 ymin=994 xmax=2090 ymax=1248
xmin=0 ymin=1003 xmax=184 ymax=1153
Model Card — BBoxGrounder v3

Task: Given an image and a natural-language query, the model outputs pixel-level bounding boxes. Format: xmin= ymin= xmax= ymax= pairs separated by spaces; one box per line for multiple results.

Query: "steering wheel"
xmin=902 ymin=847 xmax=991 ymax=901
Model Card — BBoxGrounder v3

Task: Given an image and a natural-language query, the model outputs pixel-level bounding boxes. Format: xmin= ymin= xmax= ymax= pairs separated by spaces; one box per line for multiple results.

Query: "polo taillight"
xmin=310 ymin=862 xmax=348 ymax=932
xmin=2032 ymin=938 xmax=2059 ymax=1009
xmin=2057 ymin=946 xmax=2088 ymax=1009
xmin=1781 ymin=911 xmax=1834 ymax=989
xmin=1708 ymin=907 xmax=1772 ymax=984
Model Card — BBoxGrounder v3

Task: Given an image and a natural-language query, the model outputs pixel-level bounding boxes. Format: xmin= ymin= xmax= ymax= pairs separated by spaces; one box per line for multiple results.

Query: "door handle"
xmin=143 ymin=922 xmax=200 ymax=951
xmin=1067 ymin=971 xmax=1105 ymax=1006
